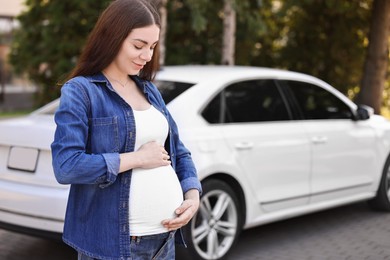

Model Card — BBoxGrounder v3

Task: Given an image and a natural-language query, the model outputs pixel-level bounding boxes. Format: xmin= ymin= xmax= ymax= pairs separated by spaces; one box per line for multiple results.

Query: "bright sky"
xmin=0 ymin=0 xmax=25 ymax=17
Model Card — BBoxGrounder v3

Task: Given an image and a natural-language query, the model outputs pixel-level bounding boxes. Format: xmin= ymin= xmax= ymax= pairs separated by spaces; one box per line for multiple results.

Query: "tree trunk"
xmin=221 ymin=0 xmax=236 ymax=65
xmin=153 ymin=0 xmax=168 ymax=67
xmin=357 ymin=0 xmax=390 ymax=114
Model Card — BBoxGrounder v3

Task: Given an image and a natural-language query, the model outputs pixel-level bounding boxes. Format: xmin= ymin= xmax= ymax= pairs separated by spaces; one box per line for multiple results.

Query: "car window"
xmin=202 ymin=80 xmax=290 ymax=123
xmin=153 ymin=80 xmax=194 ymax=104
xmin=285 ymin=80 xmax=353 ymax=120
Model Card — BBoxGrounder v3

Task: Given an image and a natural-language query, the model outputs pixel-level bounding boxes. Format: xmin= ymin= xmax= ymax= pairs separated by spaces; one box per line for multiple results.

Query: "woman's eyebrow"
xmin=132 ymin=39 xmax=158 ymax=45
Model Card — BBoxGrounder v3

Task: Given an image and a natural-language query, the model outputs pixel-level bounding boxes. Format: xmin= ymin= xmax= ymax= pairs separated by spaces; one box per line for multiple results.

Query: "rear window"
xmin=35 ymin=80 xmax=194 ymax=115
xmin=154 ymin=80 xmax=194 ymax=104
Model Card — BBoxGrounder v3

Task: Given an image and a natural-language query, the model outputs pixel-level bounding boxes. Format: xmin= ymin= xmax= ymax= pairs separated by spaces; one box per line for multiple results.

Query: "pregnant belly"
xmin=129 ymin=165 xmax=183 ymax=236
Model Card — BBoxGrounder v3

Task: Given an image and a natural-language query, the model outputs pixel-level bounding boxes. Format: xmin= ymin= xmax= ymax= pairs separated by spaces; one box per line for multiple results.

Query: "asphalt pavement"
xmin=0 ymin=201 xmax=389 ymax=260
xmin=227 ymin=201 xmax=390 ymax=260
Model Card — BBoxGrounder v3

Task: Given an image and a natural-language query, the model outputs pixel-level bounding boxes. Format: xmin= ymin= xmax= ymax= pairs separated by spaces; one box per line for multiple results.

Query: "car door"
xmin=283 ymin=80 xmax=377 ymax=202
xmin=202 ymin=79 xmax=311 ymax=212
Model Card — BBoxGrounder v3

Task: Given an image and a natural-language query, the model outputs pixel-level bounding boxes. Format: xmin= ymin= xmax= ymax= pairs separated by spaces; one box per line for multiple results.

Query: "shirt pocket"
xmin=88 ymin=116 xmax=120 ymax=153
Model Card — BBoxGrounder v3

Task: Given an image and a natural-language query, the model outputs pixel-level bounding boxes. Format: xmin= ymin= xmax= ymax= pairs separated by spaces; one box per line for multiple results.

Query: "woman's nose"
xmin=140 ymin=49 xmax=153 ymax=62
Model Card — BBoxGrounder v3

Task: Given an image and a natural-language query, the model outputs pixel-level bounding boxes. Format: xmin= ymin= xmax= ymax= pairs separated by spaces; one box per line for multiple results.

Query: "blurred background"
xmin=0 ymin=1 xmax=390 ymax=259
xmin=0 ymin=0 xmax=389 ymax=115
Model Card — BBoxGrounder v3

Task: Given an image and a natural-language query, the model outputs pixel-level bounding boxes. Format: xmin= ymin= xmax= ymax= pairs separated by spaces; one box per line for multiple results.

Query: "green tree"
xmin=165 ymin=0 xmax=222 ymax=65
xmin=9 ymin=0 xmax=111 ymax=106
xmin=257 ymin=0 xmax=373 ymax=95
xmin=167 ymin=0 xmax=378 ymax=103
xmin=165 ymin=0 xmax=264 ymax=65
xmin=10 ymin=0 xmax=388 ymax=112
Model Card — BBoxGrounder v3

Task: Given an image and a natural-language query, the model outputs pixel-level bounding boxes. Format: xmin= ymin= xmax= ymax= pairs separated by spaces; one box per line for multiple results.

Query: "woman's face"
xmin=113 ymin=24 xmax=160 ymax=76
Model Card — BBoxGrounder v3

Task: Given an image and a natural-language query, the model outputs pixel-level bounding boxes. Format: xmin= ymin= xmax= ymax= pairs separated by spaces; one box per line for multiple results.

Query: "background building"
xmin=0 ymin=0 xmax=35 ymax=111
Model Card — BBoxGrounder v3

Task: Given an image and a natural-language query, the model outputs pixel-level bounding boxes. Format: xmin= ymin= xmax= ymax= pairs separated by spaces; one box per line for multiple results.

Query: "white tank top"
xmin=129 ymin=105 xmax=183 ymax=236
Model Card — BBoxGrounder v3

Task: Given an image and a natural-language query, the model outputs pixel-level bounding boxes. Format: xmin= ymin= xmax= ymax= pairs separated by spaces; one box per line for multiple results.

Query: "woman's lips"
xmin=133 ymin=62 xmax=145 ymax=70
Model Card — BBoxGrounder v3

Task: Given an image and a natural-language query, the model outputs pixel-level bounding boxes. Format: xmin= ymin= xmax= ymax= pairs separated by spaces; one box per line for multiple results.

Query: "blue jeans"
xmin=77 ymin=231 xmax=176 ymax=260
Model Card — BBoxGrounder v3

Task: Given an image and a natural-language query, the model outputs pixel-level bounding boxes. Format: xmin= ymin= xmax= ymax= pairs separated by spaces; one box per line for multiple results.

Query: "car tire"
xmin=368 ymin=155 xmax=390 ymax=211
xmin=179 ymin=179 xmax=243 ymax=260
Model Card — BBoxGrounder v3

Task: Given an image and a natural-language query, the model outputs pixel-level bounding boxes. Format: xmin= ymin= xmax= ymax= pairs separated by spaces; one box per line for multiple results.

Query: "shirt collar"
xmin=85 ymin=72 xmax=149 ymax=94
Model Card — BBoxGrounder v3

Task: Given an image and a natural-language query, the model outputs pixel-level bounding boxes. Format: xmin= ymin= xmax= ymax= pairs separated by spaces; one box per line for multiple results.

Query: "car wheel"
xmin=368 ymin=155 xmax=390 ymax=211
xmin=181 ymin=179 xmax=243 ymax=260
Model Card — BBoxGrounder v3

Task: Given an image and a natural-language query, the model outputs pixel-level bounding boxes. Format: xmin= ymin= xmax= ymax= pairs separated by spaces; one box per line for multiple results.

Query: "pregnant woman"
xmin=51 ymin=1 xmax=202 ymax=259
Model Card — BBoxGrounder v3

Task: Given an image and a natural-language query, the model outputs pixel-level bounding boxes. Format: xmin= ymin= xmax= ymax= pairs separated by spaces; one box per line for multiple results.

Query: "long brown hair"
xmin=68 ymin=0 xmax=161 ymax=81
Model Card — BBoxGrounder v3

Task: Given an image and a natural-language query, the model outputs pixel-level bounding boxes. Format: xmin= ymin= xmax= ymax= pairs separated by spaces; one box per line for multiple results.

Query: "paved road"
xmin=227 ymin=202 xmax=390 ymax=260
xmin=0 ymin=230 xmax=75 ymax=260
xmin=1 ymin=202 xmax=390 ymax=260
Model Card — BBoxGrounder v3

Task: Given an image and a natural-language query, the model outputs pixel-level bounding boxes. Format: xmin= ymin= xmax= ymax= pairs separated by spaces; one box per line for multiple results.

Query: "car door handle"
xmin=311 ymin=136 xmax=328 ymax=144
xmin=235 ymin=142 xmax=254 ymax=150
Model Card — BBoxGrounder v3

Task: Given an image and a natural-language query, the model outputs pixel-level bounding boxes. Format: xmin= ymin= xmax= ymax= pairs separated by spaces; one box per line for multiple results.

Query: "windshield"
xmin=154 ymin=80 xmax=194 ymax=104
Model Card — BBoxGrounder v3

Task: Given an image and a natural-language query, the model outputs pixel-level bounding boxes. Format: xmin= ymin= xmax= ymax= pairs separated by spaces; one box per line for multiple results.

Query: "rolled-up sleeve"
xmin=51 ymin=82 xmax=120 ymax=188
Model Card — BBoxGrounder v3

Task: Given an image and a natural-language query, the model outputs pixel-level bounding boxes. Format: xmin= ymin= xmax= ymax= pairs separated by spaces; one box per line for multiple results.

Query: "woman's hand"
xmin=162 ymin=189 xmax=200 ymax=231
xmin=119 ymin=141 xmax=170 ymax=172
xmin=136 ymin=141 xmax=171 ymax=168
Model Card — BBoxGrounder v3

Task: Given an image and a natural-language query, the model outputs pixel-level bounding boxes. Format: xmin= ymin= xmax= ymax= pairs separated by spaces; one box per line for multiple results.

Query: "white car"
xmin=1 ymin=65 xmax=390 ymax=260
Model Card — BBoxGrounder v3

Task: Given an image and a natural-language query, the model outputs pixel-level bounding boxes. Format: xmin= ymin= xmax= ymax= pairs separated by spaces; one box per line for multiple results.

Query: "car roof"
xmin=156 ymin=65 xmax=357 ymax=112
xmin=34 ymin=65 xmax=343 ymax=115
xmin=156 ymin=65 xmax=322 ymax=85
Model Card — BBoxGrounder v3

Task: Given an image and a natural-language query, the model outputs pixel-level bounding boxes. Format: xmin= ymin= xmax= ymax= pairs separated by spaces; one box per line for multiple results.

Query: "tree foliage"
xmin=165 ymin=0 xmax=223 ymax=65
xmin=165 ymin=0 xmax=375 ymax=96
xmin=165 ymin=0 xmax=265 ymax=65
xmin=8 ymin=0 xmax=388 ymax=111
xmin=9 ymin=0 xmax=111 ymax=106
xmin=275 ymin=0 xmax=373 ymax=94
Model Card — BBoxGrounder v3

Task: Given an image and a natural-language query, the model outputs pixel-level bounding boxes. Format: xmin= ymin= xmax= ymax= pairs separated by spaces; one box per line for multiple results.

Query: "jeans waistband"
xmin=131 ymin=231 xmax=174 ymax=242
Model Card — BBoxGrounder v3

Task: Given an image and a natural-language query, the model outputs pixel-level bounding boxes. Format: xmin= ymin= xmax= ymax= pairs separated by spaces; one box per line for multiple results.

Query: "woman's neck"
xmin=102 ymin=66 xmax=129 ymax=85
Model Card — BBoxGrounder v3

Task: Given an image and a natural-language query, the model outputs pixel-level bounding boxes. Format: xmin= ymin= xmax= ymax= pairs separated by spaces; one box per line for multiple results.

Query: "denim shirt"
xmin=51 ymin=73 xmax=202 ymax=260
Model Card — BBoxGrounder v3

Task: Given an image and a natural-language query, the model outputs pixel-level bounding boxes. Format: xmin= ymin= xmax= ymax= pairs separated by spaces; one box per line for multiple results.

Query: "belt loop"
xmin=131 ymin=236 xmax=141 ymax=243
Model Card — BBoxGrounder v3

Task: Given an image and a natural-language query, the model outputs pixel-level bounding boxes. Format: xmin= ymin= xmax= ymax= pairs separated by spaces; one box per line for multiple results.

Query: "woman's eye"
xmin=134 ymin=45 xmax=143 ymax=50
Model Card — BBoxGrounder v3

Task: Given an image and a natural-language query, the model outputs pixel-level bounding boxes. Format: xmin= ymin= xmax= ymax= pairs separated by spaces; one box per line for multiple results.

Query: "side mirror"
xmin=355 ymin=104 xmax=374 ymax=120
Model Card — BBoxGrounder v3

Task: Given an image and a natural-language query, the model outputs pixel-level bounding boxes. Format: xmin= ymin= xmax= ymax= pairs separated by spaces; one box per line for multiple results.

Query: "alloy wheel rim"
xmin=191 ymin=189 xmax=238 ymax=260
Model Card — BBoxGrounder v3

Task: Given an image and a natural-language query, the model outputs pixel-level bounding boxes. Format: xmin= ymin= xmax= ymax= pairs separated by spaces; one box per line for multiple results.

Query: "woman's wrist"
xmin=184 ymin=189 xmax=200 ymax=202
xmin=119 ymin=152 xmax=141 ymax=173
